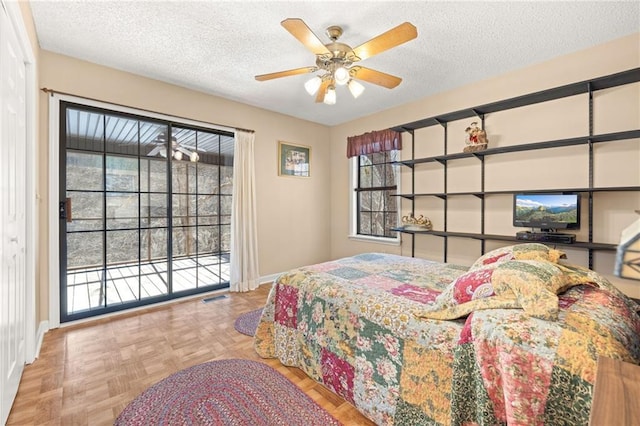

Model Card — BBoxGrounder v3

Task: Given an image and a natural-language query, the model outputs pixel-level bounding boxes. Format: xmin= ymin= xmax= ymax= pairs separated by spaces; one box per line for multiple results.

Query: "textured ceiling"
xmin=29 ymin=1 xmax=640 ymax=126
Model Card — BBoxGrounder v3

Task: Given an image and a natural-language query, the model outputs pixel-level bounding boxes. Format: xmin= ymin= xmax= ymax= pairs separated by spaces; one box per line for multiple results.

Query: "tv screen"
xmin=513 ymin=193 xmax=580 ymax=230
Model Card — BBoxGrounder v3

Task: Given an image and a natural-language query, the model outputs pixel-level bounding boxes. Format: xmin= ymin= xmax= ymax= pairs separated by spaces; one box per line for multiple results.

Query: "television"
xmin=513 ymin=193 xmax=580 ymax=231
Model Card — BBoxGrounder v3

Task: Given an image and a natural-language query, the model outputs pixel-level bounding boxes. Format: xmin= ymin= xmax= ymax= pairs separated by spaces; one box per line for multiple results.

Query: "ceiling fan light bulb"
xmin=304 ymin=76 xmax=322 ymax=95
xmin=334 ymin=67 xmax=350 ymax=85
xmin=348 ymin=79 xmax=365 ymax=98
xmin=173 ymin=150 xmax=183 ymax=161
xmin=190 ymin=151 xmax=199 ymax=162
xmin=324 ymin=86 xmax=336 ymax=105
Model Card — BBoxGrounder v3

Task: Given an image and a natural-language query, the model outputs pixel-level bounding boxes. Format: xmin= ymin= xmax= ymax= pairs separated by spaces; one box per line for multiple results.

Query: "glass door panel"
xmin=65 ymin=191 xmax=103 ymax=232
xmin=65 ymin=232 xmax=104 ymax=312
xmin=141 ymin=227 xmax=168 ymax=297
xmin=106 ymin=193 xmax=139 ymax=229
xmin=196 ymin=225 xmax=218 ymax=287
xmin=172 ymin=226 xmax=197 ymax=292
xmin=67 ymin=152 xmax=104 ymax=189
xmin=220 ymin=224 xmax=232 ymax=282
xmin=65 ymin=147 xmax=105 ymax=315
xmin=140 ymin=155 xmax=169 ymax=301
xmin=61 ymin=103 xmax=233 ymax=322
xmin=105 ymin=229 xmax=140 ymax=306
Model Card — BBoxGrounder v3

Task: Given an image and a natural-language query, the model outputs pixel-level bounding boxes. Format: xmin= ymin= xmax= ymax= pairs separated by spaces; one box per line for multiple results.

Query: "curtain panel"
xmin=346 ymin=129 xmax=402 ymax=158
xmin=230 ymin=129 xmax=260 ymax=292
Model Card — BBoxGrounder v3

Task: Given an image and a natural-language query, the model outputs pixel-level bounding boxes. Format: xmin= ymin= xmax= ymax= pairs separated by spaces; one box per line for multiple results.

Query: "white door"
xmin=0 ymin=3 xmax=27 ymax=423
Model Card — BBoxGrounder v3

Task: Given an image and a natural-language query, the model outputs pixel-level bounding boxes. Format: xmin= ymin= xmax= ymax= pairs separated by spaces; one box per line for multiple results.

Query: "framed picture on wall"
xmin=278 ymin=141 xmax=310 ymax=177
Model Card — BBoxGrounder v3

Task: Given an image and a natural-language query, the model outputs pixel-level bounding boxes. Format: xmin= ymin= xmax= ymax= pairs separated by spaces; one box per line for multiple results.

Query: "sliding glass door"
xmin=60 ymin=102 xmax=234 ymax=322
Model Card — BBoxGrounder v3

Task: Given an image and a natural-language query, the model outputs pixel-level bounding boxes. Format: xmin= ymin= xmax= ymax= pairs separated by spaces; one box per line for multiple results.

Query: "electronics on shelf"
xmin=513 ymin=192 xmax=581 ymax=230
xmin=515 ymin=231 xmax=576 ymax=244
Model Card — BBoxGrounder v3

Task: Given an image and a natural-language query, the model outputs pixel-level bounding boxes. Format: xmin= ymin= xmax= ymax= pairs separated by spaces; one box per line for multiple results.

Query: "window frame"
xmin=349 ymin=150 xmax=400 ymax=245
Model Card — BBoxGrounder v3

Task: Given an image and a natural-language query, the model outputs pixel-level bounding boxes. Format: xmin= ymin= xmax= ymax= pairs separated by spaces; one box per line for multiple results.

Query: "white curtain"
xmin=230 ymin=129 xmax=260 ymax=292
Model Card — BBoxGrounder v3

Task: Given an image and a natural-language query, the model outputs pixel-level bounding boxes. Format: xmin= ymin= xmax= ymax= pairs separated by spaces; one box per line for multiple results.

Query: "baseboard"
xmin=259 ymin=273 xmax=280 ymax=285
xmin=30 ymin=320 xmax=49 ymax=363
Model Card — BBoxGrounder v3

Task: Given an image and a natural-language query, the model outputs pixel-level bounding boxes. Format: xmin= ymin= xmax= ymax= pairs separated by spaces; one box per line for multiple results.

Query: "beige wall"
xmin=18 ymin=1 xmax=39 ymax=56
xmin=329 ymin=33 xmax=640 ymax=298
xmin=35 ymin=53 xmax=332 ymax=322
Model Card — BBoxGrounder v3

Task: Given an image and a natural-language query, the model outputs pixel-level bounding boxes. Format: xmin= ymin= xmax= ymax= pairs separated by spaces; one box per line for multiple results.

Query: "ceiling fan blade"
xmin=351 ymin=22 xmax=417 ymax=61
xmin=176 ymin=146 xmax=194 ymax=156
xmin=281 ymin=18 xmax=331 ymax=56
xmin=255 ymin=66 xmax=317 ymax=81
xmin=147 ymin=145 xmax=163 ymax=157
xmin=352 ymin=67 xmax=402 ymax=89
xmin=315 ymin=79 xmax=330 ymax=103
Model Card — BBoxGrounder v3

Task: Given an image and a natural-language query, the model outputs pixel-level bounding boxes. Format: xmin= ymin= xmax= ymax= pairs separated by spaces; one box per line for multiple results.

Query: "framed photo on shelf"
xmin=278 ymin=141 xmax=310 ymax=177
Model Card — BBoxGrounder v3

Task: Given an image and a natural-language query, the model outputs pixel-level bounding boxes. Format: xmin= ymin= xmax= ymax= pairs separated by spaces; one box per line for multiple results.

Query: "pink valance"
xmin=346 ymin=129 xmax=402 ymax=158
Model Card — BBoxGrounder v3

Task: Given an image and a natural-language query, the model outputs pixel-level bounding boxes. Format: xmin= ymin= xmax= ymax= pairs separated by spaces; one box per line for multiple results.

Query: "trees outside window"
xmin=353 ymin=150 xmax=399 ymax=239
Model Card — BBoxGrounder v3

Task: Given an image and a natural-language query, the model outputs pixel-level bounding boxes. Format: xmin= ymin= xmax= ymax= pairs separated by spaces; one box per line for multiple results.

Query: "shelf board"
xmin=396 ymin=130 xmax=640 ymax=167
xmin=392 ymin=228 xmax=617 ymax=251
xmin=395 ymin=186 xmax=640 ymax=198
xmin=591 ymin=130 xmax=640 ymax=143
xmin=391 ymin=68 xmax=640 ymax=132
xmin=394 ymin=192 xmax=446 ymax=199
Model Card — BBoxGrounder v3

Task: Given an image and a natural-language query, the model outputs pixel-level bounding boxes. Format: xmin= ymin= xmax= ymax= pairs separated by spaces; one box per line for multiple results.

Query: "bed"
xmin=253 ymin=245 xmax=640 ymax=425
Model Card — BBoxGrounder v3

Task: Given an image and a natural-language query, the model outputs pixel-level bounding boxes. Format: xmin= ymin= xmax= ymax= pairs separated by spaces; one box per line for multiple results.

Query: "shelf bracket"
xmin=434 ymin=157 xmax=447 ymax=165
xmin=471 ymin=109 xmax=485 ymax=120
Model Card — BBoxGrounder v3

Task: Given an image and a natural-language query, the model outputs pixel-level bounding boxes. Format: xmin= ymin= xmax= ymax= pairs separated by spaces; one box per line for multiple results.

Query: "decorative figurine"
xmin=463 ymin=121 xmax=488 ymax=153
xmin=401 ymin=213 xmax=432 ymax=231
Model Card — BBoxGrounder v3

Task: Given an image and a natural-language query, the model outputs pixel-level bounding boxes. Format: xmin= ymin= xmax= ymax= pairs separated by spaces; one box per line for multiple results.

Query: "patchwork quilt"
xmin=253 ymin=252 xmax=640 ymax=425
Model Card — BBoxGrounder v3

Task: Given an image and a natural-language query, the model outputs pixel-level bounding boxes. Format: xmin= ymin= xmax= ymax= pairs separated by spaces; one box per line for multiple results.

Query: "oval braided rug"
xmin=115 ymin=359 xmax=341 ymax=426
xmin=234 ymin=308 xmax=263 ymax=336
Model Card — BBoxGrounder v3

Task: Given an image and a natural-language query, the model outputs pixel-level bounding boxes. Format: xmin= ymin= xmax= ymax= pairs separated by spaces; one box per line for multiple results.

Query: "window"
xmin=351 ymin=150 xmax=399 ymax=241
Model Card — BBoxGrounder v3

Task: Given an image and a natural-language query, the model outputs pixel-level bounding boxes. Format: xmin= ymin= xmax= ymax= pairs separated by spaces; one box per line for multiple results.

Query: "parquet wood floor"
xmin=7 ymin=284 xmax=375 ymax=426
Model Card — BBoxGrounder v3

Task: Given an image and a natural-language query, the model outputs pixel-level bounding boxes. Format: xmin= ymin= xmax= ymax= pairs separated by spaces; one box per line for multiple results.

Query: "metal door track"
xmin=202 ymin=294 xmax=228 ymax=303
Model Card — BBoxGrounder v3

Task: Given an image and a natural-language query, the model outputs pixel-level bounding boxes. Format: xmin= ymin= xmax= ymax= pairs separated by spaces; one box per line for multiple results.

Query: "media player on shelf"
xmin=513 ymin=192 xmax=580 ymax=244
xmin=516 ymin=231 xmax=576 ymax=244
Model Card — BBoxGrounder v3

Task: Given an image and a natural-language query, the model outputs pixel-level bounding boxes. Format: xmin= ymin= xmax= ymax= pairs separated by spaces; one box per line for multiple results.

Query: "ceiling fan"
xmin=147 ymin=133 xmax=199 ymax=162
xmin=255 ymin=18 xmax=417 ymax=104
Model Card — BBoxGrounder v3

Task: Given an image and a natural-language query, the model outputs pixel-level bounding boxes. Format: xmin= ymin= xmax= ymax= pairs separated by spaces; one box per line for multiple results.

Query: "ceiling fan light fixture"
xmin=190 ymin=151 xmax=200 ymax=162
xmin=173 ymin=150 xmax=183 ymax=161
xmin=324 ymin=85 xmax=336 ymax=105
xmin=334 ymin=66 xmax=350 ymax=85
xmin=348 ymin=79 xmax=365 ymax=98
xmin=304 ymin=76 xmax=322 ymax=95
xmin=256 ymin=19 xmax=417 ymax=105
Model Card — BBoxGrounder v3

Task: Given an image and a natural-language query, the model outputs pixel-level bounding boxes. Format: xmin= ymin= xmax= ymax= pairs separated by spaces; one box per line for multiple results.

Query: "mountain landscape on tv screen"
xmin=515 ymin=203 xmax=578 ymax=223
